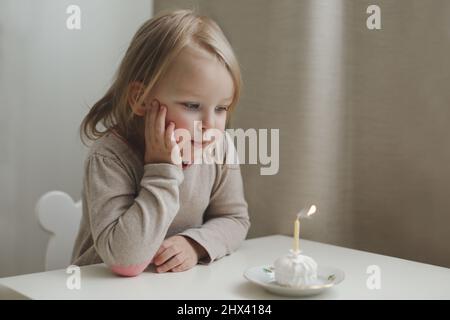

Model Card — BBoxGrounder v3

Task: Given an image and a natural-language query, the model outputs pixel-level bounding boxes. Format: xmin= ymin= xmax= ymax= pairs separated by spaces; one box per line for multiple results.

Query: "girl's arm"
xmin=178 ymin=162 xmax=251 ymax=263
xmin=84 ymin=154 xmax=184 ymax=276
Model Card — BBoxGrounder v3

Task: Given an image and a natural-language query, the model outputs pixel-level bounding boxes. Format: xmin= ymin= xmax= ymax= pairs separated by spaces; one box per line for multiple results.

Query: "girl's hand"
xmin=144 ymin=100 xmax=182 ymax=168
xmin=152 ymin=235 xmax=207 ymax=273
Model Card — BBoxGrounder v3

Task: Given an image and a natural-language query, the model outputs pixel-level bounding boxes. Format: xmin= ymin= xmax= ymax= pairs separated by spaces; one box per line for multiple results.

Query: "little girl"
xmin=71 ymin=9 xmax=250 ymax=276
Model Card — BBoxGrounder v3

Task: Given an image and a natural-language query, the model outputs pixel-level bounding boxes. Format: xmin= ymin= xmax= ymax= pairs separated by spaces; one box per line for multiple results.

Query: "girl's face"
xmin=145 ymin=45 xmax=234 ymax=161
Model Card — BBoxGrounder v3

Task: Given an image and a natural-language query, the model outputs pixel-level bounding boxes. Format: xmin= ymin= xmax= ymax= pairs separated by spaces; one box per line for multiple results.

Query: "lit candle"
xmin=293 ymin=205 xmax=317 ymax=253
xmin=294 ymin=217 xmax=300 ymax=253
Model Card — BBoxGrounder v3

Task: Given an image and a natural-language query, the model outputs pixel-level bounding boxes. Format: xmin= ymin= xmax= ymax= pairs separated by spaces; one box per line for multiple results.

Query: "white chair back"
xmin=36 ymin=191 xmax=82 ymax=271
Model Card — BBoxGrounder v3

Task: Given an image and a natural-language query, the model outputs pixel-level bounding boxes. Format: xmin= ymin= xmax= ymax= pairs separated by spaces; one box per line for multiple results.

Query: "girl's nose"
xmin=201 ymin=111 xmax=215 ymax=130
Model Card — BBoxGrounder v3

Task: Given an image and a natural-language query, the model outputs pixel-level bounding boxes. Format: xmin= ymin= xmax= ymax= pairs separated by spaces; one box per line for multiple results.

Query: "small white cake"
xmin=274 ymin=250 xmax=318 ymax=287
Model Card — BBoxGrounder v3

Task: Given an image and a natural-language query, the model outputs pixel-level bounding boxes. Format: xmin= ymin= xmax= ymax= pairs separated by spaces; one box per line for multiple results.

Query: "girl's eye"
xmin=216 ymin=106 xmax=229 ymax=112
xmin=183 ymin=103 xmax=200 ymax=110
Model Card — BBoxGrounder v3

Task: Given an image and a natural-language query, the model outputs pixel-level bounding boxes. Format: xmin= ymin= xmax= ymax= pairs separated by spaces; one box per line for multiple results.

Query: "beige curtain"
xmin=155 ymin=0 xmax=450 ymax=268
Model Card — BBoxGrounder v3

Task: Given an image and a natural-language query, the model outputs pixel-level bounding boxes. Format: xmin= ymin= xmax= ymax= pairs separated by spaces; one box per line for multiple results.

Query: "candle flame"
xmin=297 ymin=204 xmax=317 ymax=219
xmin=307 ymin=205 xmax=317 ymax=216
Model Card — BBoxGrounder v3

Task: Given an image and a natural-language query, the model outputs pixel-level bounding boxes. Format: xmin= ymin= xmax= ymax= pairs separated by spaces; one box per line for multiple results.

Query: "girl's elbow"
xmin=240 ymin=215 xmax=251 ymax=235
xmin=110 ymin=262 xmax=149 ymax=277
xmin=95 ymin=233 xmax=151 ymax=277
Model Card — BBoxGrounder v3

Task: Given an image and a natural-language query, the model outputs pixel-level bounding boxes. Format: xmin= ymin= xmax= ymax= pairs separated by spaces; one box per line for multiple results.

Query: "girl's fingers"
xmin=156 ymin=253 xmax=186 ymax=273
xmin=151 ymin=237 xmax=174 ymax=263
xmin=153 ymin=243 xmax=169 ymax=262
xmin=175 ymin=135 xmax=188 ymax=152
xmin=144 ymin=107 xmax=151 ymax=143
xmin=166 ymin=123 xmax=184 ymax=166
xmin=148 ymin=100 xmax=159 ymax=143
xmin=153 ymin=245 xmax=181 ymax=267
xmin=155 ymin=104 xmax=166 ymax=138
xmin=165 ymin=122 xmax=175 ymax=149
xmin=171 ymin=260 xmax=191 ymax=273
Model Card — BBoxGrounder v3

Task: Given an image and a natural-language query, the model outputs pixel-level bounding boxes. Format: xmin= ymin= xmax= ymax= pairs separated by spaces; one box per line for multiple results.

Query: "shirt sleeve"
xmin=84 ymin=154 xmax=184 ymax=276
xmin=178 ymin=161 xmax=251 ymax=264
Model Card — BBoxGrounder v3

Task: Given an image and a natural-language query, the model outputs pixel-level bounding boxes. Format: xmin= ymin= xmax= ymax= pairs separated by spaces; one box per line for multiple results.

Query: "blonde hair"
xmin=80 ymin=9 xmax=242 ymax=148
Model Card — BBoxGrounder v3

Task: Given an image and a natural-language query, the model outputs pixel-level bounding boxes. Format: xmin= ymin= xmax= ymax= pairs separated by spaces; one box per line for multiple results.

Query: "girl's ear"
xmin=128 ymin=82 xmax=148 ymax=116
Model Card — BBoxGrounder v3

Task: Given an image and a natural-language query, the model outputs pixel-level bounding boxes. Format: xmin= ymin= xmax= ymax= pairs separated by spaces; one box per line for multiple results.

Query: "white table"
xmin=1 ymin=235 xmax=449 ymax=299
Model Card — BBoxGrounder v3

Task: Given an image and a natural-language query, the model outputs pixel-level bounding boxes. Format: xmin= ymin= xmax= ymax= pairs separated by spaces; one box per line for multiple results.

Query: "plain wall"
xmin=0 ymin=0 xmax=153 ymax=277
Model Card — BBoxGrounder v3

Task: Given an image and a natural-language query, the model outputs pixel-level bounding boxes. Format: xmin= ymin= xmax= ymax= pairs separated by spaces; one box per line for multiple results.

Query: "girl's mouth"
xmin=191 ymin=140 xmax=212 ymax=148
xmin=181 ymin=160 xmax=192 ymax=169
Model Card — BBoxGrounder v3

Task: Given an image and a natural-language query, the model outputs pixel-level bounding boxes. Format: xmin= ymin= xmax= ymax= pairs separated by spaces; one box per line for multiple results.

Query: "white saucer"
xmin=244 ymin=265 xmax=345 ymax=297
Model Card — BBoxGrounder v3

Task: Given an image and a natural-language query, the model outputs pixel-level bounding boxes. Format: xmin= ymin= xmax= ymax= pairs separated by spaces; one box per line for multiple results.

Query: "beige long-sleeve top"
xmin=71 ymin=131 xmax=250 ymax=276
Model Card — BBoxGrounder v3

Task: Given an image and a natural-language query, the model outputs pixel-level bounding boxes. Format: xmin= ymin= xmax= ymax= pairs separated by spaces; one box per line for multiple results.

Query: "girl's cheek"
xmin=166 ymin=109 xmax=195 ymax=130
xmin=213 ymin=117 xmax=227 ymax=132
xmin=164 ymin=108 xmax=181 ymax=128
xmin=165 ymin=115 xmax=191 ymax=133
